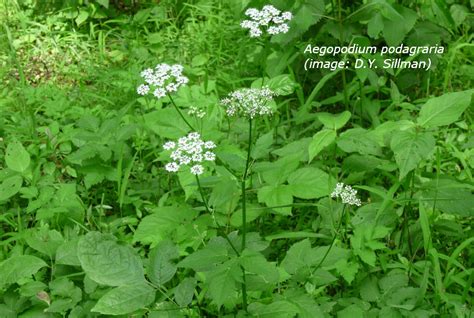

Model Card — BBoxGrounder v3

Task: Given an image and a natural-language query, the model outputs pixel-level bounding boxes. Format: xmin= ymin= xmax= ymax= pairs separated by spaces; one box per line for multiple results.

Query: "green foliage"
xmin=0 ymin=0 xmax=472 ymax=316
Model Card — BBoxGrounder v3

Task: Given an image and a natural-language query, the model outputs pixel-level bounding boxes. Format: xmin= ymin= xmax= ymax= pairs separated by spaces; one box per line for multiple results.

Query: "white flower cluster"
xmin=240 ymin=5 xmax=292 ymax=37
xmin=187 ymin=106 xmax=206 ymax=118
xmin=137 ymin=63 xmax=189 ymax=99
xmin=331 ymin=183 xmax=362 ymax=206
xmin=163 ymin=132 xmax=216 ymax=176
xmin=221 ymin=87 xmax=275 ymax=119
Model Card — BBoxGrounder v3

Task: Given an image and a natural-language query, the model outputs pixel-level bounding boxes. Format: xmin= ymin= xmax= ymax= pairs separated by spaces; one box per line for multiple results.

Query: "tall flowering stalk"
xmin=161 ymin=132 xmax=241 ymax=257
xmin=220 ymin=86 xmax=276 ymax=311
xmin=312 ymin=183 xmax=362 ymax=275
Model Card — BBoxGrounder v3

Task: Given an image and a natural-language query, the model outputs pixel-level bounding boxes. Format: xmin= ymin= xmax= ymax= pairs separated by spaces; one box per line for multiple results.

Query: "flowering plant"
xmin=220 ymin=87 xmax=276 ymax=119
xmin=163 ymin=132 xmax=216 ymax=175
xmin=331 ymin=183 xmax=362 ymax=206
xmin=241 ymin=5 xmax=292 ymax=37
xmin=137 ymin=63 xmax=189 ymax=99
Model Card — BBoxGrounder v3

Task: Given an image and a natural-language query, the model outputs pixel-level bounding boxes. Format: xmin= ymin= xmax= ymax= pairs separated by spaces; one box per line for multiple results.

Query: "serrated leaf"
xmin=257 ymin=185 xmax=293 ymax=215
xmin=147 ymin=240 xmax=179 ymax=286
xmin=417 ymin=89 xmax=473 ymax=128
xmin=6 ymin=141 xmax=30 ymax=173
xmin=390 ymin=130 xmax=435 ymax=180
xmin=206 ymin=259 xmax=240 ymax=308
xmin=337 ymin=128 xmax=382 ymax=156
xmin=317 ymin=111 xmax=351 ymax=130
xmin=92 ymin=283 xmax=155 ymax=315
xmin=308 ymin=129 xmax=336 ymax=162
xmin=174 ymin=277 xmax=196 ymax=307
xmin=133 ymin=206 xmax=197 ymax=246
xmin=248 ymin=300 xmax=300 ymax=317
xmin=56 ymin=240 xmax=81 ymax=266
xmin=0 ymin=255 xmax=47 ymax=288
xmin=178 ymin=239 xmax=229 ymax=271
xmin=0 ymin=175 xmax=23 ymax=201
xmin=287 ymin=167 xmax=333 ymax=199
xmin=240 ymin=250 xmax=279 ymax=285
xmin=266 ymin=74 xmax=297 ymax=96
xmin=78 ymin=232 xmax=145 ymax=286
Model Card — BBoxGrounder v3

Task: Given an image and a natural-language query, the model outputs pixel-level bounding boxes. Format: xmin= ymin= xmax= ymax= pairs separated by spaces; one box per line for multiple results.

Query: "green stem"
xmin=242 ymin=118 xmax=252 ymax=250
xmin=195 ymin=176 xmax=240 ymax=257
xmin=312 ymin=205 xmax=347 ymax=274
xmin=167 ymin=94 xmax=195 ymax=131
xmin=240 ymin=118 xmax=253 ymax=312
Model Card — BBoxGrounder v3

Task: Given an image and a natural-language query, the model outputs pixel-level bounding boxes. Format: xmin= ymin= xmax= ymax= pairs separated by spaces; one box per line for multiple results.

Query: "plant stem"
xmin=312 ymin=205 xmax=347 ymax=274
xmin=195 ymin=175 xmax=240 ymax=257
xmin=167 ymin=94 xmax=195 ymax=131
xmin=242 ymin=118 xmax=252 ymax=250
xmin=240 ymin=118 xmax=253 ymax=312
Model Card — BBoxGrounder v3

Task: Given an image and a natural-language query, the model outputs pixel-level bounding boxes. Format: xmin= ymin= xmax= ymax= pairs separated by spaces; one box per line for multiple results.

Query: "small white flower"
xmin=190 ymin=164 xmax=204 ymax=175
xmin=192 ymin=153 xmax=203 ymax=162
xmin=163 ymin=141 xmax=176 ymax=150
xmin=165 ymin=162 xmax=180 ymax=172
xmin=331 ymin=183 xmax=362 ymax=206
xmin=179 ymin=155 xmax=191 ymax=165
xmin=204 ymin=151 xmax=216 ymax=161
xmin=241 ymin=5 xmax=292 ymax=37
xmin=153 ymin=88 xmax=167 ymax=98
xmin=137 ymin=84 xmax=150 ymax=95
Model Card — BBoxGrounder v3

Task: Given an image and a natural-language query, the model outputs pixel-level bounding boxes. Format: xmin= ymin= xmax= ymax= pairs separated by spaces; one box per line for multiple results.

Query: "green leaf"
xmin=174 ymin=277 xmax=196 ymax=307
xmin=417 ymin=89 xmax=473 ymax=128
xmin=5 ymin=141 xmax=30 ymax=173
xmin=178 ymin=238 xmax=229 ymax=271
xmin=257 ymin=185 xmax=293 ymax=215
xmin=390 ymin=130 xmax=435 ymax=180
xmin=96 ymin=0 xmax=109 ymax=8
xmin=133 ymin=206 xmax=197 ymax=246
xmin=308 ymin=129 xmax=336 ymax=162
xmin=78 ymin=232 xmax=145 ymax=286
xmin=420 ymin=178 xmax=474 ymax=217
xmin=0 ymin=255 xmax=47 ymax=288
xmin=248 ymin=300 xmax=300 ymax=317
xmin=206 ymin=259 xmax=240 ymax=309
xmin=287 ymin=167 xmax=333 ymax=199
xmin=92 ymin=283 xmax=155 ymax=315
xmin=0 ymin=175 xmax=23 ymax=201
xmin=145 ymin=108 xmax=189 ymax=139
xmin=266 ymin=74 xmax=297 ymax=96
xmin=240 ymin=250 xmax=279 ymax=285
xmin=317 ymin=111 xmax=351 ymax=130
xmin=75 ymin=10 xmax=89 ymax=26
xmin=25 ymin=227 xmax=64 ymax=258
xmin=382 ymin=5 xmax=418 ymax=46
xmin=147 ymin=240 xmax=179 ymax=286
xmin=337 ymin=128 xmax=382 ymax=156
xmin=56 ymin=240 xmax=81 ymax=266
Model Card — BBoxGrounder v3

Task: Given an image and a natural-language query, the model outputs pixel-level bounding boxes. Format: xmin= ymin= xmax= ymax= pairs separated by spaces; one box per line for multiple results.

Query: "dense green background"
xmin=0 ymin=0 xmax=473 ymax=317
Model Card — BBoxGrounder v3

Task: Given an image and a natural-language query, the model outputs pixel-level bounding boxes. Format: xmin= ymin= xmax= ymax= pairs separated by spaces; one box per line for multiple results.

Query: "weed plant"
xmin=0 ymin=0 xmax=473 ymax=317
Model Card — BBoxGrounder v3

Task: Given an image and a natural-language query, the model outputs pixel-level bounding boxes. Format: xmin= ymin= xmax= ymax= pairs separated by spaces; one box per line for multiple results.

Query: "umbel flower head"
xmin=163 ymin=132 xmax=216 ymax=176
xmin=241 ymin=5 xmax=292 ymax=37
xmin=137 ymin=63 xmax=189 ymax=99
xmin=331 ymin=183 xmax=362 ymax=206
xmin=220 ymin=87 xmax=275 ymax=119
